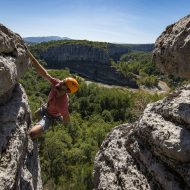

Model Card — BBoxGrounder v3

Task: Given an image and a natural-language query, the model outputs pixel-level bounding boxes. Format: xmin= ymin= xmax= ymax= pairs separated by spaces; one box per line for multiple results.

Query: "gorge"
xmin=0 ymin=14 xmax=190 ymax=190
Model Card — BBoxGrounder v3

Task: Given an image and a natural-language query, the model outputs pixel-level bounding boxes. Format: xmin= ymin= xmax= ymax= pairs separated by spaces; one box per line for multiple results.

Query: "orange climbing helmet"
xmin=64 ymin=77 xmax=79 ymax=94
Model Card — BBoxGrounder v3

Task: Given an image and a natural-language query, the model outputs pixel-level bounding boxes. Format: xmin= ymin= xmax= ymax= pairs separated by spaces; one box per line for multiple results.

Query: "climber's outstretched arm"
xmin=28 ymin=51 xmax=53 ymax=82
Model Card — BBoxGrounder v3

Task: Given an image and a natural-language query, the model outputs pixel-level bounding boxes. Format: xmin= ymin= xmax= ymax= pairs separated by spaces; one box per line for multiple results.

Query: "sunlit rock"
xmin=0 ymin=23 xmax=42 ymax=190
xmin=153 ymin=15 xmax=190 ymax=78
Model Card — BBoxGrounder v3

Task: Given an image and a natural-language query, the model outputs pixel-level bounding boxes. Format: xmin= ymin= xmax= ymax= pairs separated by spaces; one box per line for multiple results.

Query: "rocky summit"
xmin=94 ymin=86 xmax=190 ymax=190
xmin=93 ymin=15 xmax=190 ymax=190
xmin=153 ymin=15 xmax=190 ymax=78
xmin=0 ymin=24 xmax=42 ymax=190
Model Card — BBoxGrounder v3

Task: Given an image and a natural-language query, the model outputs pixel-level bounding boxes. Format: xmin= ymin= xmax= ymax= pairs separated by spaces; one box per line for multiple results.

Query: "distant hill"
xmin=23 ymin=36 xmax=71 ymax=43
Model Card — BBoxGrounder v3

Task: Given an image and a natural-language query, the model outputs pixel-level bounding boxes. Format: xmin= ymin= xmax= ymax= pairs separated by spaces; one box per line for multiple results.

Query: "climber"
xmin=27 ymin=51 xmax=79 ymax=139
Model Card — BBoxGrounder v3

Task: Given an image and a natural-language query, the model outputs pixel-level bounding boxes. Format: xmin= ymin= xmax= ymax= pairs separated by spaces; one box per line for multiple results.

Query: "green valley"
xmin=20 ymin=68 xmax=165 ymax=189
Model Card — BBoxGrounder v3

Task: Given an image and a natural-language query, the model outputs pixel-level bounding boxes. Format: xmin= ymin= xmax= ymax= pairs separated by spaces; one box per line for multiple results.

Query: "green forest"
xmin=111 ymin=51 xmax=159 ymax=87
xmin=111 ymin=50 xmax=189 ymax=89
xmin=20 ymin=68 xmax=166 ymax=190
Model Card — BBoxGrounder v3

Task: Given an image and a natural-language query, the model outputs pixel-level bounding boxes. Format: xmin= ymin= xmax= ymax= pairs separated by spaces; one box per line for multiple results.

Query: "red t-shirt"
xmin=47 ymin=78 xmax=69 ymax=118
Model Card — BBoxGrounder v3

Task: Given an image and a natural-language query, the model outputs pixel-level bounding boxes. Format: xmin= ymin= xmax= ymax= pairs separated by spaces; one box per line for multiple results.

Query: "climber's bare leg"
xmin=28 ymin=124 xmax=43 ymax=139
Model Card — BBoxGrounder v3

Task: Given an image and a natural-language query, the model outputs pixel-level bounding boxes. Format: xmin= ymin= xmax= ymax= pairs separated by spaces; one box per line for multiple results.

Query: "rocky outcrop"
xmin=0 ymin=24 xmax=30 ymax=103
xmin=94 ymin=86 xmax=190 ymax=190
xmin=0 ymin=24 xmax=42 ymax=189
xmin=93 ymin=15 xmax=190 ymax=190
xmin=153 ymin=15 xmax=190 ymax=78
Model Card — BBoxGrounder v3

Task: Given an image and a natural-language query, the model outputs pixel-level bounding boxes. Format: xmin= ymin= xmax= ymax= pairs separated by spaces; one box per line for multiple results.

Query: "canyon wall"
xmin=40 ymin=43 xmax=138 ymax=87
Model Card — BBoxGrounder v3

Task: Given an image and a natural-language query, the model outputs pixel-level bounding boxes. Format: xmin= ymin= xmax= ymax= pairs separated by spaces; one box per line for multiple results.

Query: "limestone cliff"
xmin=0 ymin=24 xmax=42 ymax=189
xmin=40 ymin=43 xmax=138 ymax=88
xmin=93 ymin=15 xmax=190 ymax=190
xmin=36 ymin=39 xmax=153 ymax=88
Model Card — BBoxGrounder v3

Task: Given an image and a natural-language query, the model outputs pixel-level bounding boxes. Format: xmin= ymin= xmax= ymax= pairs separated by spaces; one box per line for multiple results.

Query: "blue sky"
xmin=1 ymin=0 xmax=189 ymax=43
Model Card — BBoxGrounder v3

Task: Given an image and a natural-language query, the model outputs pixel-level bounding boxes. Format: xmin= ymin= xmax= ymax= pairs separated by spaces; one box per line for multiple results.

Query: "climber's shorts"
xmin=35 ymin=105 xmax=62 ymax=131
xmin=36 ymin=106 xmax=52 ymax=131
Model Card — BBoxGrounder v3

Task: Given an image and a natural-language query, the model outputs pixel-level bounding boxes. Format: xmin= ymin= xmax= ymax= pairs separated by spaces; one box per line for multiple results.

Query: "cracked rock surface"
xmin=93 ymin=86 xmax=190 ymax=190
xmin=0 ymin=23 xmax=42 ymax=190
xmin=153 ymin=15 xmax=190 ymax=78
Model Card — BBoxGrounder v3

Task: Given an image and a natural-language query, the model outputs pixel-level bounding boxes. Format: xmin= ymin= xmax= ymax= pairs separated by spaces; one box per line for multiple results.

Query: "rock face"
xmin=40 ymin=44 xmax=138 ymax=88
xmin=153 ymin=15 xmax=190 ymax=78
xmin=93 ymin=15 xmax=190 ymax=190
xmin=94 ymin=86 xmax=190 ymax=190
xmin=39 ymin=42 xmax=153 ymax=88
xmin=41 ymin=44 xmax=110 ymax=64
xmin=0 ymin=24 xmax=30 ymax=104
xmin=0 ymin=24 xmax=42 ymax=189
